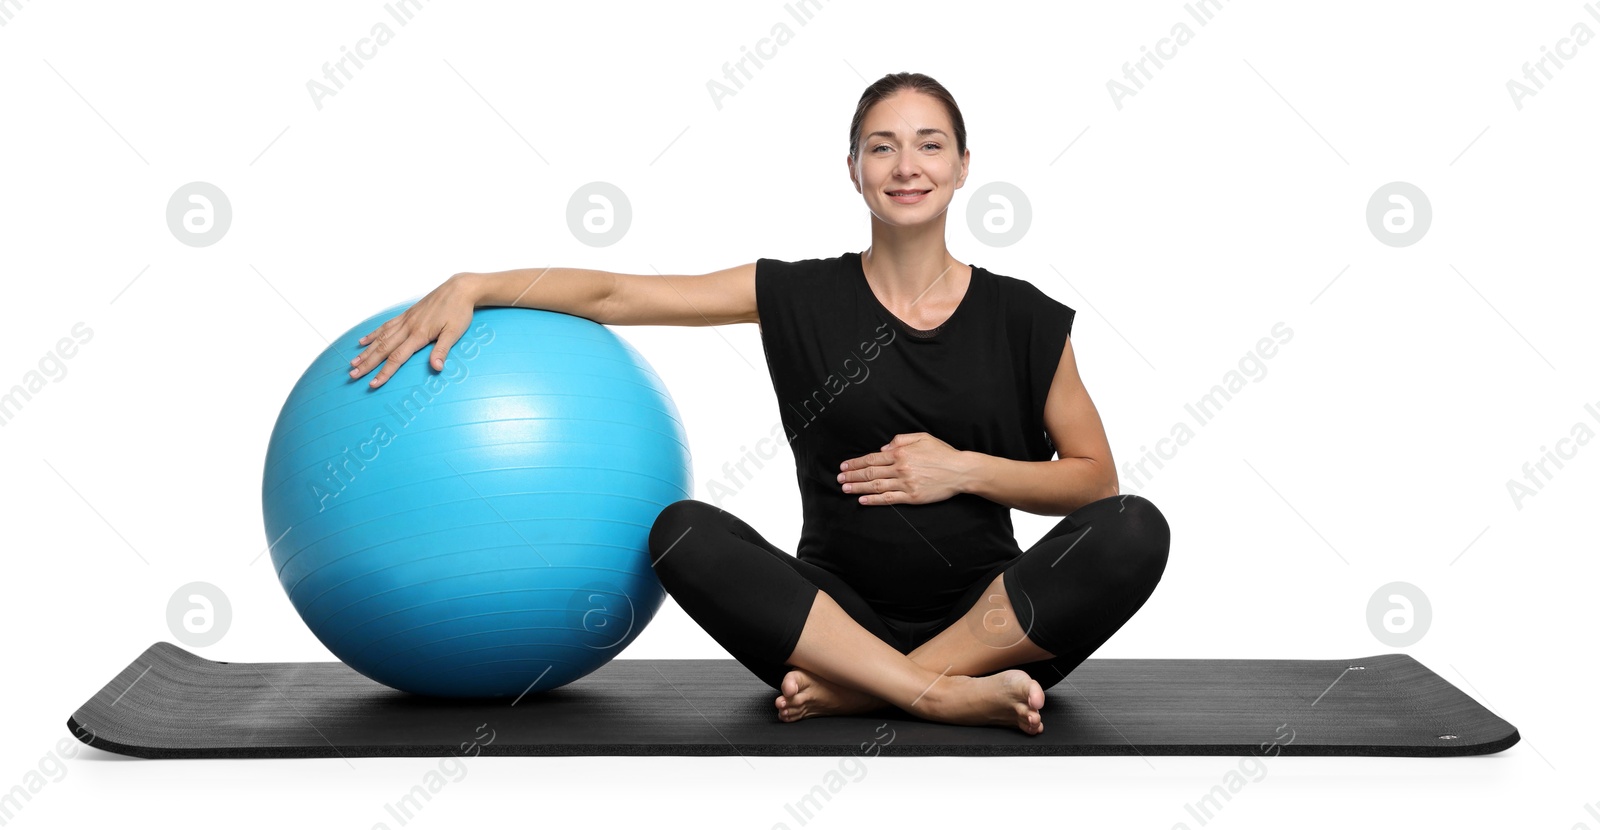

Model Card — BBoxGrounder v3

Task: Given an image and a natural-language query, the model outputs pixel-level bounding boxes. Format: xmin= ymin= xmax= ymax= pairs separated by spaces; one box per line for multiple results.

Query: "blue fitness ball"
xmin=260 ymin=301 xmax=691 ymax=698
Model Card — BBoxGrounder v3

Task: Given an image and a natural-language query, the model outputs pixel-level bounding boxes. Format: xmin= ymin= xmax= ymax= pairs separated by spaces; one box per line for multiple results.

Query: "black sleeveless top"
xmin=754 ymin=251 xmax=1077 ymax=623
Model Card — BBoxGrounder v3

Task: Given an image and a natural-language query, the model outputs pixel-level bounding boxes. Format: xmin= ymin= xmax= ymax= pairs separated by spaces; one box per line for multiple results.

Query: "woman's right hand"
xmin=348 ymin=273 xmax=480 ymax=389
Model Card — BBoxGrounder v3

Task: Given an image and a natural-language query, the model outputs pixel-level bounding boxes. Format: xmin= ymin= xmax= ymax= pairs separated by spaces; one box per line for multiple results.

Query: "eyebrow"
xmin=865 ymin=128 xmax=949 ymax=142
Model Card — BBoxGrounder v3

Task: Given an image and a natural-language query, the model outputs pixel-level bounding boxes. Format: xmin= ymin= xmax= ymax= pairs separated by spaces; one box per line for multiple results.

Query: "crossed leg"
xmin=648 ymin=498 xmax=1048 ymax=734
xmin=776 ymin=494 xmax=1172 ymax=728
xmin=775 ymin=570 xmax=1050 ymax=724
xmin=774 ymin=576 xmax=1049 ymax=734
xmin=648 ymin=494 xmax=1170 ymax=736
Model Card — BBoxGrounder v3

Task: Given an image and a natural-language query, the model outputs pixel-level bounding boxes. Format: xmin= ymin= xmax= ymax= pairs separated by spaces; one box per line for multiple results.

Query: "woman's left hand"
xmin=837 ymin=432 xmax=974 ymax=506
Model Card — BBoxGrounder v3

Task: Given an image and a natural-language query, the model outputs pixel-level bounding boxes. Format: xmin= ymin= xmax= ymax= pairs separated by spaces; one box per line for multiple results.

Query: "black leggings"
xmin=647 ymin=494 xmax=1170 ymax=691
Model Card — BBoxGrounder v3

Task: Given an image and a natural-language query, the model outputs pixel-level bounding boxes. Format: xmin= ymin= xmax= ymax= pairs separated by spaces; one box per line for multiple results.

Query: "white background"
xmin=2 ymin=0 xmax=1595 ymax=827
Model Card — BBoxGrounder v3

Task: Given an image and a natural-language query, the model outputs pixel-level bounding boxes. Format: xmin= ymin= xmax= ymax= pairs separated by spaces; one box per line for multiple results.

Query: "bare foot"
xmin=774 ymin=668 xmax=892 ymax=723
xmin=922 ymin=670 xmax=1045 ymax=735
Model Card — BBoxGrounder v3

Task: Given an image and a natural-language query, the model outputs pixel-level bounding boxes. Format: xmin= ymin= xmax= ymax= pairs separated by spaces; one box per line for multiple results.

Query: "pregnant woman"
xmin=348 ymin=72 xmax=1171 ymax=736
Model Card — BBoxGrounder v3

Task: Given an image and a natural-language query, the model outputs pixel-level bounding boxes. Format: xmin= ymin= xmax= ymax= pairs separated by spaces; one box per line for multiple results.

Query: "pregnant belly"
xmin=804 ymin=514 xmax=1019 ymax=623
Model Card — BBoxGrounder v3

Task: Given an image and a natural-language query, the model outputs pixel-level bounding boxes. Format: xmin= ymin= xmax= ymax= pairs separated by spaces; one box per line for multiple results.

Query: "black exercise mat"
xmin=67 ymin=642 xmax=1518 ymax=758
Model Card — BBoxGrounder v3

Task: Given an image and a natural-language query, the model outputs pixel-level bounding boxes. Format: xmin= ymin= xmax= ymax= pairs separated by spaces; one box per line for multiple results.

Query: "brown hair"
xmin=848 ymin=72 xmax=967 ymax=163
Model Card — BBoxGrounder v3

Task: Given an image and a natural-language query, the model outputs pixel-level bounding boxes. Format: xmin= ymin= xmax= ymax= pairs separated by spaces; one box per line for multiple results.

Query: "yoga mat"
xmin=67 ymin=642 xmax=1518 ymax=758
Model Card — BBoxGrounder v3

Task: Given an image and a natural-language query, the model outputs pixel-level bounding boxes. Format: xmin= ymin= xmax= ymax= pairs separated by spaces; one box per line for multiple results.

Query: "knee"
xmin=648 ymin=498 xmax=711 ymax=555
xmin=647 ymin=498 xmax=719 ymax=577
xmin=1106 ymin=494 xmax=1171 ymax=585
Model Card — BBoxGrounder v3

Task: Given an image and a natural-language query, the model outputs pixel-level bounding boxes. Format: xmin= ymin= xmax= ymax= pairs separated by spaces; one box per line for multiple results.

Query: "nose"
xmin=894 ymin=154 xmax=922 ymax=181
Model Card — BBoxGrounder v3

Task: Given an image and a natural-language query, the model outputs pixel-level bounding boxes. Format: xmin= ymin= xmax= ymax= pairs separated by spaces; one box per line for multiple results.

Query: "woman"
xmin=347 ymin=73 xmax=1170 ymax=736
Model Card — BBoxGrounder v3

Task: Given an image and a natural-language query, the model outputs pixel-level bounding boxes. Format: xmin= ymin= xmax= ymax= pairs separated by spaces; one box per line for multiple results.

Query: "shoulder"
xmin=755 ymin=253 xmax=855 ymax=299
xmin=755 ymin=254 xmax=855 ymax=323
xmin=978 ymin=266 xmax=1076 ymax=336
xmin=757 ymin=252 xmax=853 ymax=275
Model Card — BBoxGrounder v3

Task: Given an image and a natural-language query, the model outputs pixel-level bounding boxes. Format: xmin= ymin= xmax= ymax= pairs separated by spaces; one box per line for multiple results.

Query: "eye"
xmin=922 ymin=142 xmax=941 ymax=151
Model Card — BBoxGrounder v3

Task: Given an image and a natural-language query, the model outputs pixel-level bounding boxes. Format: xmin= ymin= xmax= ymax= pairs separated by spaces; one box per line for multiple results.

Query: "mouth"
xmin=886 ymin=189 xmax=930 ymax=203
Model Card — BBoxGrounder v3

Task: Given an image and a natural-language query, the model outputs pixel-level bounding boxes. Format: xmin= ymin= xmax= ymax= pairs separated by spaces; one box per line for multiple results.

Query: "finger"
xmin=349 ymin=331 xmax=393 ymax=379
xmin=429 ymin=321 xmax=461 ymax=371
xmin=841 ymin=453 xmax=893 ymax=477
xmin=859 ymin=483 xmax=897 ymax=506
xmin=369 ymin=338 xmax=422 ymax=388
xmin=356 ymin=316 xmax=414 ymax=373
xmin=845 ymin=476 xmax=883 ymax=494
xmin=372 ymin=346 xmax=416 ymax=387
xmin=847 ymin=464 xmax=884 ymax=484
xmin=860 ymin=451 xmax=892 ymax=468
xmin=356 ymin=317 xmax=399 ymax=349
xmin=351 ymin=335 xmax=370 ymax=366
xmin=369 ymin=356 xmax=401 ymax=388
xmin=844 ymin=450 xmax=891 ymax=470
xmin=349 ymin=336 xmax=378 ymax=377
xmin=352 ymin=324 xmax=392 ymax=367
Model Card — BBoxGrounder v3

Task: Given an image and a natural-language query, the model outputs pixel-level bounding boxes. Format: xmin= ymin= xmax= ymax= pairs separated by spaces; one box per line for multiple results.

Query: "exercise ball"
xmin=260 ymin=301 xmax=691 ymax=698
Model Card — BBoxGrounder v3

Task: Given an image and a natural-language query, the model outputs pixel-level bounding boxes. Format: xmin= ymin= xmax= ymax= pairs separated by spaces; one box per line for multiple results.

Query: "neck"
xmin=861 ymin=222 xmax=963 ymax=306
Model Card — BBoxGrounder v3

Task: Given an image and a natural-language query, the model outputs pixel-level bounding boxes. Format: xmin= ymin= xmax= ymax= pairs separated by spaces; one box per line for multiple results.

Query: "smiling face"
xmin=849 ymin=88 xmax=969 ymax=225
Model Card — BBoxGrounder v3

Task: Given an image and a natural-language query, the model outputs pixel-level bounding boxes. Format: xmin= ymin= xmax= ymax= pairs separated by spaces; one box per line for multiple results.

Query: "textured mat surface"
xmin=67 ymin=642 xmax=1519 ymax=758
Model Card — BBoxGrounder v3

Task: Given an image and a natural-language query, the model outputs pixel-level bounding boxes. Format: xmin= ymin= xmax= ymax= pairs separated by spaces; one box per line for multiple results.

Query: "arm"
xmin=352 ymin=263 xmax=758 ymax=389
xmin=960 ymin=455 xmax=1113 ymax=517
xmin=466 ymin=266 xmax=614 ymax=319
xmin=465 ymin=262 xmax=758 ymax=327
xmin=960 ymin=335 xmax=1118 ymax=516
